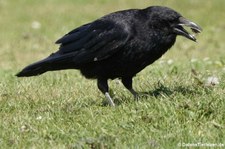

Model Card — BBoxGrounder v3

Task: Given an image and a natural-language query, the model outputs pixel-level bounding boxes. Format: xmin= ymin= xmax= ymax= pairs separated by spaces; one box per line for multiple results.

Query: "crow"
xmin=16 ymin=6 xmax=202 ymax=106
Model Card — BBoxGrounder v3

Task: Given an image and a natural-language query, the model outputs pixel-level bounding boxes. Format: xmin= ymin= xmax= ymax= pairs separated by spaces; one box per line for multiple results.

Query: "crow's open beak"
xmin=174 ymin=17 xmax=202 ymax=42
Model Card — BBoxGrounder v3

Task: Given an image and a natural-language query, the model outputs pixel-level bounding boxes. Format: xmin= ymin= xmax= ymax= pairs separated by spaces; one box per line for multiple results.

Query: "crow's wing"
xmin=55 ymin=19 xmax=130 ymax=64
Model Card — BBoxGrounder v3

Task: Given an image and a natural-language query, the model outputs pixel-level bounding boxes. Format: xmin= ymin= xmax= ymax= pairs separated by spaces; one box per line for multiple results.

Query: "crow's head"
xmin=147 ymin=6 xmax=202 ymax=42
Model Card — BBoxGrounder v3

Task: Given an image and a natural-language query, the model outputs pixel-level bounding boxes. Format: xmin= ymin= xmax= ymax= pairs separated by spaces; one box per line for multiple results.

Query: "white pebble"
xmin=191 ymin=58 xmax=198 ymax=63
xmin=31 ymin=21 xmax=41 ymax=29
xmin=36 ymin=116 xmax=42 ymax=120
xmin=167 ymin=59 xmax=173 ymax=65
xmin=205 ymin=76 xmax=219 ymax=86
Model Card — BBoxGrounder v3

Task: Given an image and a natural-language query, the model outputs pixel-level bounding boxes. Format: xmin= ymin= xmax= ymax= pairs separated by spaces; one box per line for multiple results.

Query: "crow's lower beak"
xmin=174 ymin=17 xmax=202 ymax=42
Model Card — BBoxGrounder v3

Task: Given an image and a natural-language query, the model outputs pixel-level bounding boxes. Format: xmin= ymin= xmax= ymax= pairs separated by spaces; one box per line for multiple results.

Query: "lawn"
xmin=0 ymin=0 xmax=225 ymax=148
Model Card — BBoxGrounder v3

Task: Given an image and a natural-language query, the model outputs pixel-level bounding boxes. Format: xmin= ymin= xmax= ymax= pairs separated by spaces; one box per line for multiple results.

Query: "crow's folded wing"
xmin=55 ymin=19 xmax=130 ymax=64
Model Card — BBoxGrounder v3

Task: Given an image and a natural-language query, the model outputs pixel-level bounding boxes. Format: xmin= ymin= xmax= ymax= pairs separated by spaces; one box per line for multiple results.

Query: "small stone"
xmin=167 ymin=59 xmax=173 ymax=65
xmin=205 ymin=76 xmax=219 ymax=86
xmin=36 ymin=116 xmax=42 ymax=120
xmin=31 ymin=21 xmax=41 ymax=29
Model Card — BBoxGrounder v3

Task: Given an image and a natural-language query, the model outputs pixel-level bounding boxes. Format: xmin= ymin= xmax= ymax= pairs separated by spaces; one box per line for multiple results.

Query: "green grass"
xmin=1 ymin=0 xmax=225 ymax=148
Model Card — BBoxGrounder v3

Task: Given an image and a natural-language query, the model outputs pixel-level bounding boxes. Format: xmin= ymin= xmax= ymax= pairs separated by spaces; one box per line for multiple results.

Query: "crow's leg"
xmin=122 ymin=77 xmax=138 ymax=99
xmin=97 ymin=78 xmax=115 ymax=106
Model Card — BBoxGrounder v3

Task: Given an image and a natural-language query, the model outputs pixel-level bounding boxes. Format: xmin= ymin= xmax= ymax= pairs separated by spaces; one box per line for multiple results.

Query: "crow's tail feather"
xmin=16 ymin=61 xmax=50 ymax=77
xmin=16 ymin=52 xmax=76 ymax=77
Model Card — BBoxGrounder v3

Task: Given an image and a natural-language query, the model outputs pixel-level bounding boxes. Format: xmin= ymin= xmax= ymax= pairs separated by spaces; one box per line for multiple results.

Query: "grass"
xmin=0 ymin=0 xmax=225 ymax=148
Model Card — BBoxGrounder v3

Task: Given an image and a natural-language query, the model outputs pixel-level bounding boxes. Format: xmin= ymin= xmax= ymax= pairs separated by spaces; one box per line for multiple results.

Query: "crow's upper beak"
xmin=173 ymin=17 xmax=202 ymax=42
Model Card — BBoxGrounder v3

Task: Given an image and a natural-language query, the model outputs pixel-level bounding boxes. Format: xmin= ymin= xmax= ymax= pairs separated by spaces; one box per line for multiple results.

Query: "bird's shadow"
xmin=102 ymin=83 xmax=209 ymax=106
xmin=141 ymin=83 xmax=202 ymax=98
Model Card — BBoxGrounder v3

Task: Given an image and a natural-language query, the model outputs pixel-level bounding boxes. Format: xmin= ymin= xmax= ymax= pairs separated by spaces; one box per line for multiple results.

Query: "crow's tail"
xmin=16 ymin=52 xmax=77 ymax=77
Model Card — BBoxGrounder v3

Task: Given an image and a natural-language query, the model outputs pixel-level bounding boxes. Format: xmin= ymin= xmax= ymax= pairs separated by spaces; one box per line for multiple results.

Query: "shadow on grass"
xmin=143 ymin=84 xmax=202 ymax=98
xmin=101 ymin=83 xmax=212 ymax=106
xmin=142 ymin=83 xmax=212 ymax=99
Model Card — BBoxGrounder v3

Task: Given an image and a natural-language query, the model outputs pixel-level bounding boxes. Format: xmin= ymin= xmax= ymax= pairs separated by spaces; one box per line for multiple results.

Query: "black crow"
xmin=16 ymin=6 xmax=202 ymax=106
